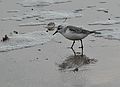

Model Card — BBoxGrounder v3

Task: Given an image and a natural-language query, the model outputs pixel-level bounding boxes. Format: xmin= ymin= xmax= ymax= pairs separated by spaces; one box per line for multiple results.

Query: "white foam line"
xmin=0 ymin=31 xmax=53 ymax=52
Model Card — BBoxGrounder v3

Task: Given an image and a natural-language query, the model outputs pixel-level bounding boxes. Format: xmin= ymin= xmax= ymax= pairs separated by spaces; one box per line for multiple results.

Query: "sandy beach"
xmin=0 ymin=0 xmax=120 ymax=87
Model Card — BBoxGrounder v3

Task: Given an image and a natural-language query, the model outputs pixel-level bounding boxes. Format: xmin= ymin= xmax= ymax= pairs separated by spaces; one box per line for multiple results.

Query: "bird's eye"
xmin=58 ymin=25 xmax=62 ymax=30
xmin=58 ymin=27 xmax=61 ymax=30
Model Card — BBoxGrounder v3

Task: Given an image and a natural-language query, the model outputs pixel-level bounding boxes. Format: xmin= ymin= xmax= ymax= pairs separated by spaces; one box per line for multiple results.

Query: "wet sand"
xmin=0 ymin=0 xmax=120 ymax=87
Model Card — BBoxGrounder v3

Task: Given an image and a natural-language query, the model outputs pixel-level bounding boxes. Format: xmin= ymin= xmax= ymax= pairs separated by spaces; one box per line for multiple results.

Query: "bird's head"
xmin=53 ymin=25 xmax=64 ymax=35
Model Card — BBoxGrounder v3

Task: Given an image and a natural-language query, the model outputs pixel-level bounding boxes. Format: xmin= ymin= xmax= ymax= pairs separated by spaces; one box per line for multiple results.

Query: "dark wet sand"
xmin=0 ymin=0 xmax=120 ymax=87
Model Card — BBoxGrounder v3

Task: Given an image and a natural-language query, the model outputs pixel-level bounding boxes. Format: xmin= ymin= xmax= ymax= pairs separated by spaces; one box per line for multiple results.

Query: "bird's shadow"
xmin=58 ymin=48 xmax=98 ymax=72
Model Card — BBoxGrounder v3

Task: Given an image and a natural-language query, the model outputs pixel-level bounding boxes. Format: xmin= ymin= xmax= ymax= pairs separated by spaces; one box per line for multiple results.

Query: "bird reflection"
xmin=58 ymin=48 xmax=97 ymax=71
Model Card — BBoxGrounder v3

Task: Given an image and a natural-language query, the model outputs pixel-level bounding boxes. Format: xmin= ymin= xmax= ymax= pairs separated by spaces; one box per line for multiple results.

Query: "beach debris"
xmin=13 ymin=31 xmax=18 ymax=34
xmin=1 ymin=35 xmax=9 ymax=42
xmin=36 ymin=58 xmax=39 ymax=60
xmin=31 ymin=8 xmax=34 ymax=10
xmin=108 ymin=18 xmax=111 ymax=20
xmin=72 ymin=68 xmax=79 ymax=72
xmin=46 ymin=22 xmax=56 ymax=32
xmin=41 ymin=43 xmax=44 ymax=45
xmin=38 ymin=49 xmax=41 ymax=51
xmin=36 ymin=18 xmax=39 ymax=20
xmin=45 ymin=58 xmax=48 ymax=60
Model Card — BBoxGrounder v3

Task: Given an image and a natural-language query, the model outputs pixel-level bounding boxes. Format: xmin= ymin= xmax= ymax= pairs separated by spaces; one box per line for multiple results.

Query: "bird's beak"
xmin=53 ymin=30 xmax=58 ymax=35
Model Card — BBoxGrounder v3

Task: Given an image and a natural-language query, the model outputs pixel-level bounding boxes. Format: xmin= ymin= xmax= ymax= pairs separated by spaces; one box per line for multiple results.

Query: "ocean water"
xmin=0 ymin=0 xmax=120 ymax=51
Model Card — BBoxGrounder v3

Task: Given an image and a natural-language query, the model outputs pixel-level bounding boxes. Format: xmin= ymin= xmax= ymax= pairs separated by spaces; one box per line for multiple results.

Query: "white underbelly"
xmin=63 ymin=32 xmax=88 ymax=40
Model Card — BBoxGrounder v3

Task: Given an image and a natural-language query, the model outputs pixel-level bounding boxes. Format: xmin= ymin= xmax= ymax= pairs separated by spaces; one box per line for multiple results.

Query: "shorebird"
xmin=53 ymin=25 xmax=101 ymax=55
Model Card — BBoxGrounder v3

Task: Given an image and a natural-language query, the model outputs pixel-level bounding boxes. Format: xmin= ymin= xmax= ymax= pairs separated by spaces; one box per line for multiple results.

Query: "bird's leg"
xmin=71 ymin=40 xmax=75 ymax=48
xmin=71 ymin=47 xmax=76 ymax=56
xmin=80 ymin=40 xmax=83 ymax=56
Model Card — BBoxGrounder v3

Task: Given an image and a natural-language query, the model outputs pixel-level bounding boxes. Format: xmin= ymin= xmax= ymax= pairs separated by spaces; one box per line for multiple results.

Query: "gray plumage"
xmin=65 ymin=25 xmax=100 ymax=34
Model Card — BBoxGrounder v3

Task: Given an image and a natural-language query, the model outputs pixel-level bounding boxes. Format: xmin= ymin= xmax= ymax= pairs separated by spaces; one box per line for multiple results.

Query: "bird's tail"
xmin=90 ymin=30 xmax=101 ymax=34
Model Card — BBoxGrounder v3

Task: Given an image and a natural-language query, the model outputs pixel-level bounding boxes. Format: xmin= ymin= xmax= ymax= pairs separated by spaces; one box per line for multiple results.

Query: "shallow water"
xmin=1 ymin=0 xmax=120 ymax=41
xmin=0 ymin=31 xmax=53 ymax=52
xmin=93 ymin=28 xmax=120 ymax=40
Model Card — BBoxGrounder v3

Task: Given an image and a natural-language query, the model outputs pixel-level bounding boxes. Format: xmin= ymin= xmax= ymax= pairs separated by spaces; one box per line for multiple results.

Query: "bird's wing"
xmin=67 ymin=26 xmax=91 ymax=34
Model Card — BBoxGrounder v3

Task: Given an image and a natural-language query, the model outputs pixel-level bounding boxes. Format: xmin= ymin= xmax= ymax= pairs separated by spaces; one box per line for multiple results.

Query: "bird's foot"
xmin=78 ymin=46 xmax=83 ymax=49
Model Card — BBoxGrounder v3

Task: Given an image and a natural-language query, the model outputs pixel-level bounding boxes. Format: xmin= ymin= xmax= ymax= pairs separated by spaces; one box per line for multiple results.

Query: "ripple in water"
xmin=1 ymin=10 xmax=81 ymax=21
xmin=93 ymin=28 xmax=120 ymax=41
xmin=88 ymin=20 xmax=120 ymax=25
xmin=17 ymin=0 xmax=71 ymax=7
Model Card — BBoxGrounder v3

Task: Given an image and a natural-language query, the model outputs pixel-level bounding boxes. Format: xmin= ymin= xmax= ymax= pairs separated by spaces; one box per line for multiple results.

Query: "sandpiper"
xmin=53 ymin=25 xmax=101 ymax=55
